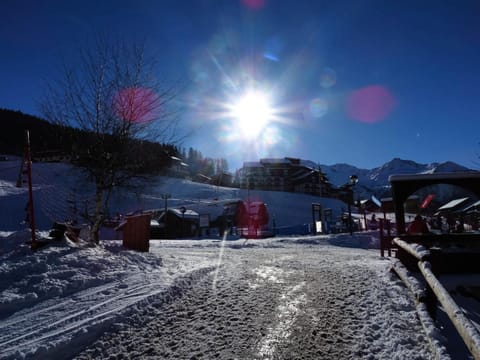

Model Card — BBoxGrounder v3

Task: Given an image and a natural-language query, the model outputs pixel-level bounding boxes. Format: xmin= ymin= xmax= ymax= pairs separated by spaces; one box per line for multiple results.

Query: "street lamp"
xmin=180 ymin=206 xmax=186 ymax=237
xmin=341 ymin=175 xmax=358 ymax=235
xmin=348 ymin=175 xmax=358 ymax=234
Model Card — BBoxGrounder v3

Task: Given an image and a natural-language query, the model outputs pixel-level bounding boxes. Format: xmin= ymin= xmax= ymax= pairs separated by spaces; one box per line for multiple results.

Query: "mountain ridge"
xmin=319 ymin=157 xmax=475 ymax=199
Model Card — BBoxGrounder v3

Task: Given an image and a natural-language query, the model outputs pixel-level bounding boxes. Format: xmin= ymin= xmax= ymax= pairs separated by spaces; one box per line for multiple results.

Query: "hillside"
xmin=0 ymin=108 xmax=177 ymax=172
xmin=0 ymin=156 xmax=346 ymax=232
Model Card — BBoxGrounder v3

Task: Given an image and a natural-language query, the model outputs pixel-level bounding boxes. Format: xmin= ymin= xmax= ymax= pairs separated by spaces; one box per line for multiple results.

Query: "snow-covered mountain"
xmin=320 ymin=157 xmax=474 ymax=199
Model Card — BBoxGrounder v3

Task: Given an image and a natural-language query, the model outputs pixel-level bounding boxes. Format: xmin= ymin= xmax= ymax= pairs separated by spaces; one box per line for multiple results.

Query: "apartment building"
xmin=237 ymin=157 xmax=333 ymax=196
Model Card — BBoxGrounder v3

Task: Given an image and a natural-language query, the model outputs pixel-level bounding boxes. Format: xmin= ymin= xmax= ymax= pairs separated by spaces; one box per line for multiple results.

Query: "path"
xmin=74 ymin=240 xmax=432 ymax=359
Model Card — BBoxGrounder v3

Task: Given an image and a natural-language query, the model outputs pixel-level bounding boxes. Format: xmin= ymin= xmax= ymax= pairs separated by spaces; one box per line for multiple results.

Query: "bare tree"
xmin=41 ymin=36 xmax=182 ymax=243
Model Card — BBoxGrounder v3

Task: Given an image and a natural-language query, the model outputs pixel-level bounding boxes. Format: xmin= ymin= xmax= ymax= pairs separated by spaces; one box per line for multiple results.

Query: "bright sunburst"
xmin=229 ymin=91 xmax=273 ymax=137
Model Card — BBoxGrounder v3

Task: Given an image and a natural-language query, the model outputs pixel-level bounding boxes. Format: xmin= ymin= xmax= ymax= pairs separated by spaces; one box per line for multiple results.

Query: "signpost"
xmin=312 ymin=203 xmax=322 ymax=234
xmin=161 ymin=193 xmax=171 ymax=233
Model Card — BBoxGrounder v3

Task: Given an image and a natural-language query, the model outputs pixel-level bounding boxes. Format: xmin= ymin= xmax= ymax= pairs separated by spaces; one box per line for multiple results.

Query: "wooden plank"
xmin=419 ymin=261 xmax=480 ymax=360
xmin=393 ymin=238 xmax=429 ymax=261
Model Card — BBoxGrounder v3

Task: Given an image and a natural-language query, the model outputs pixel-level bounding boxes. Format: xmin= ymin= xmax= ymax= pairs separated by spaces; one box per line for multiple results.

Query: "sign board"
xmin=199 ymin=214 xmax=210 ymax=228
xmin=315 ymin=221 xmax=322 ymax=233
xmin=420 ymin=194 xmax=436 ymax=209
xmin=312 ymin=203 xmax=321 ymax=211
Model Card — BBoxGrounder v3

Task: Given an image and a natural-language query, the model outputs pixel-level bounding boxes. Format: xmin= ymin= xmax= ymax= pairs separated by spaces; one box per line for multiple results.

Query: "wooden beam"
xmin=419 ymin=261 xmax=480 ymax=360
xmin=393 ymin=238 xmax=429 ymax=261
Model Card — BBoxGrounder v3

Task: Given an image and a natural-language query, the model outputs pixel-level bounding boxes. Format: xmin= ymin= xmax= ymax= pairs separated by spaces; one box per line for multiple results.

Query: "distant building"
xmin=381 ymin=195 xmax=420 ymax=214
xmin=211 ymin=171 xmax=234 ymax=187
xmin=193 ymin=172 xmax=233 ymax=187
xmin=237 ymin=157 xmax=333 ymax=196
xmin=168 ymin=156 xmax=189 ymax=177
xmin=193 ymin=173 xmax=212 ymax=184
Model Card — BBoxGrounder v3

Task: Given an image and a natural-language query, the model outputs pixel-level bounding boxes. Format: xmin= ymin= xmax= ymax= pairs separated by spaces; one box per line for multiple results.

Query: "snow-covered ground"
xmin=1 ymin=158 xmax=478 ymax=359
xmin=1 ymin=231 xmax=434 ymax=360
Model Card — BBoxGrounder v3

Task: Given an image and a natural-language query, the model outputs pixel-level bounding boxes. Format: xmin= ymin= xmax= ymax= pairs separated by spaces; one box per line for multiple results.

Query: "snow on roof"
xmin=291 ymin=170 xmax=313 ymax=182
xmin=260 ymin=158 xmax=291 ymax=165
xmin=462 ymin=199 xmax=480 ymax=212
xmin=299 ymin=159 xmax=318 ymax=170
xmin=170 ymin=208 xmax=199 ymax=219
xmin=436 ymin=197 xmax=469 ymax=211
xmin=244 ymin=158 xmax=319 ymax=170
xmin=243 ymin=161 xmax=263 ymax=167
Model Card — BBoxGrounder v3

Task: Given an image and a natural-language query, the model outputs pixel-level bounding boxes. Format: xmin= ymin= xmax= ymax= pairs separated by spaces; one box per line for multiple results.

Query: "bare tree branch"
xmin=40 ymin=34 xmax=184 ymax=243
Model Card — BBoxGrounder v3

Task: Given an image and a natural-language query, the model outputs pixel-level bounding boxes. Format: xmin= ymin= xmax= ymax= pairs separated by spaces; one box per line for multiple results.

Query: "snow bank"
xmin=0 ymin=231 xmax=163 ymax=319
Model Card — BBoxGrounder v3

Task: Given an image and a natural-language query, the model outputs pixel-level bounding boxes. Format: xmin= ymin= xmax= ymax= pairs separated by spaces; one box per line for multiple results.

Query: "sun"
xmin=230 ymin=91 xmax=273 ymax=137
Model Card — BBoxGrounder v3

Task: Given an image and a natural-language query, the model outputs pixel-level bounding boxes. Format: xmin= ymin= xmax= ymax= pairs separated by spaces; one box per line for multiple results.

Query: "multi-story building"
xmin=237 ymin=157 xmax=333 ymax=196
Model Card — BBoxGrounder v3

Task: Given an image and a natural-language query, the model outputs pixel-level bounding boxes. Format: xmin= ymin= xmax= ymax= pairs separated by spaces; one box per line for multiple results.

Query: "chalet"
xmin=193 ymin=173 xmax=212 ymax=184
xmin=434 ymin=197 xmax=470 ymax=216
xmin=168 ymin=156 xmax=189 ymax=177
xmin=150 ymin=208 xmax=199 ymax=239
xmin=211 ymin=171 xmax=234 ymax=187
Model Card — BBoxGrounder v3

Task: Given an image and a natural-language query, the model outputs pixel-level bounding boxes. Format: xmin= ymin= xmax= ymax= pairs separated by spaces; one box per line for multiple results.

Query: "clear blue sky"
xmin=1 ymin=0 xmax=479 ymax=171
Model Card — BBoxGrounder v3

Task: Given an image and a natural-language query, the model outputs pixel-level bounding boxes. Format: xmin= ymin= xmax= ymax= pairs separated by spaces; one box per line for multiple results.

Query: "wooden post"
xmin=380 ymin=219 xmax=385 ymax=257
xmin=25 ymin=130 xmax=37 ymax=250
xmin=386 ymin=220 xmax=392 ymax=257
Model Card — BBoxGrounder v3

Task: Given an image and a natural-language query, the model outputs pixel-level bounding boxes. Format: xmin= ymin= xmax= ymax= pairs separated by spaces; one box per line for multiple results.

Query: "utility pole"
xmin=25 ymin=130 xmax=37 ymax=249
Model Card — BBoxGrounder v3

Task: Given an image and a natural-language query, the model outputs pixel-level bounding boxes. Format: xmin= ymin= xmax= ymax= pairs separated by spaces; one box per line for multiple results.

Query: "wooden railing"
xmin=392 ymin=237 xmax=480 ymax=360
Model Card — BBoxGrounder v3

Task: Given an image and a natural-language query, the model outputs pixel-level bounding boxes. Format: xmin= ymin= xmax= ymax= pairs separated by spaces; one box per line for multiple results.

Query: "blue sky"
xmin=1 ymin=0 xmax=479 ymax=171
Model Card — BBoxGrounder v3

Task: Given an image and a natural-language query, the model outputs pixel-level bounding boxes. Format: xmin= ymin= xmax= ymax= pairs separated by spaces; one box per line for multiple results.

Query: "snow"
xmin=0 ymin=158 xmax=477 ymax=359
xmin=436 ymin=197 xmax=469 ymax=211
xmin=1 ymin=232 xmax=434 ymax=359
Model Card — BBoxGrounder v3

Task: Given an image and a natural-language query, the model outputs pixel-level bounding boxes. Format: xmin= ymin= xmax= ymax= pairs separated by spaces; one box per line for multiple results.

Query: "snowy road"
xmin=68 ymin=237 xmax=432 ymax=360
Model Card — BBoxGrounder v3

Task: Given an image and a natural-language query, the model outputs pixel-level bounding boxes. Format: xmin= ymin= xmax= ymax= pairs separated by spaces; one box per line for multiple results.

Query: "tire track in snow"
xmin=70 ymin=244 xmax=434 ymax=360
xmin=0 ymin=281 xmax=145 ymax=339
xmin=0 ymin=266 xmax=215 ymax=359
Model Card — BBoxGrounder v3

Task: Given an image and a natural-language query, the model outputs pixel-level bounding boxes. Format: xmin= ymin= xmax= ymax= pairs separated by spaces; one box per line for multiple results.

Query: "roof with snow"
xmin=299 ymin=160 xmax=318 ymax=170
xmin=436 ymin=197 xmax=470 ymax=211
xmin=169 ymin=208 xmax=199 ymax=220
xmin=260 ymin=158 xmax=291 ymax=164
xmin=462 ymin=200 xmax=480 ymax=212
xmin=243 ymin=161 xmax=262 ymax=167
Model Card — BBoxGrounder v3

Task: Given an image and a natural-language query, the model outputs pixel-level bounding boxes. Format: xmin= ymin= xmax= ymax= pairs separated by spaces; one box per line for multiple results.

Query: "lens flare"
xmin=320 ymin=67 xmax=336 ymax=88
xmin=346 ymin=85 xmax=396 ymax=123
xmin=309 ymin=98 xmax=328 ymax=118
xmin=263 ymin=36 xmax=283 ymax=62
xmin=114 ymin=87 xmax=159 ymax=123
xmin=241 ymin=0 xmax=266 ymax=10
